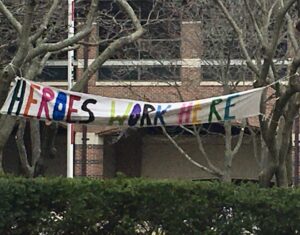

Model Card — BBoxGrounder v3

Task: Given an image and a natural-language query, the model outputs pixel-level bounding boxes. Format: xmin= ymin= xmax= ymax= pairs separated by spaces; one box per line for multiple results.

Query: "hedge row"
xmin=0 ymin=177 xmax=300 ymax=234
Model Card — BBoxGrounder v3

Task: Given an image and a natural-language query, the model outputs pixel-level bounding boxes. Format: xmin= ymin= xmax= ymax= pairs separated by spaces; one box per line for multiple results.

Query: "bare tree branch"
xmin=11 ymin=0 xmax=36 ymax=67
xmin=30 ymin=0 xmax=59 ymax=43
xmin=266 ymin=89 xmax=294 ymax=154
xmin=72 ymin=0 xmax=145 ymax=92
xmin=214 ymin=0 xmax=260 ymax=77
xmin=25 ymin=51 xmax=52 ymax=80
xmin=179 ymin=125 xmax=195 ymax=136
xmin=244 ymin=0 xmax=265 ymax=46
xmin=266 ymin=0 xmax=280 ymax=33
xmin=193 ymin=125 xmax=224 ymax=177
xmin=232 ymin=119 xmax=247 ymax=156
xmin=248 ymin=122 xmax=262 ymax=168
xmin=260 ymin=0 xmax=297 ymax=83
xmin=286 ymin=13 xmax=299 ymax=51
xmin=26 ymin=0 xmax=98 ymax=62
xmin=279 ymin=0 xmax=299 ymax=52
xmin=161 ymin=125 xmax=222 ymax=178
xmin=0 ymin=0 xmax=22 ymax=34
xmin=0 ymin=0 xmax=36 ymax=107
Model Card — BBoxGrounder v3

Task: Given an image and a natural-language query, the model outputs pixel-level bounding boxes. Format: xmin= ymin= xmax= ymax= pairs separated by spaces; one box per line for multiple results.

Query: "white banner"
xmin=0 ymin=77 xmax=264 ymax=127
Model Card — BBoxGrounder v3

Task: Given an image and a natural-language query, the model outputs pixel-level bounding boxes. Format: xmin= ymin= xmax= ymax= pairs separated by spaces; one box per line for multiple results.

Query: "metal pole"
xmin=67 ymin=0 xmax=75 ymax=178
xmin=82 ymin=36 xmax=89 ymax=176
xmin=294 ymin=116 xmax=299 ymax=186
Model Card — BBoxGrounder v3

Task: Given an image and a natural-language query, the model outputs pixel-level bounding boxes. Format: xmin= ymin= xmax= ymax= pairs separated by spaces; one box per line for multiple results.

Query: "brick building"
xmin=3 ymin=0 xmax=264 ymax=180
xmin=69 ymin=0 xmax=260 ymax=180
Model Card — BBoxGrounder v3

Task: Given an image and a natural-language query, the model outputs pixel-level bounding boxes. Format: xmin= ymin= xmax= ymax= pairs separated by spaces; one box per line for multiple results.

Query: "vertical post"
xmin=67 ymin=0 xmax=75 ymax=178
xmin=82 ymin=37 xmax=89 ymax=176
xmin=294 ymin=116 xmax=299 ymax=186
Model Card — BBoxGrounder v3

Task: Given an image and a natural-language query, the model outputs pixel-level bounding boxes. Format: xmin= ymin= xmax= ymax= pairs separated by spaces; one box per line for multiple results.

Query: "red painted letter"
xmin=67 ymin=94 xmax=81 ymax=123
xmin=24 ymin=84 xmax=40 ymax=117
xmin=178 ymin=102 xmax=193 ymax=124
xmin=37 ymin=87 xmax=55 ymax=120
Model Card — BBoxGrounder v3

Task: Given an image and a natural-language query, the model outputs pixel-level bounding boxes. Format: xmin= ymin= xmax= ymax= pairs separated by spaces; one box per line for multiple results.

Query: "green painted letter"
xmin=208 ymin=98 xmax=222 ymax=123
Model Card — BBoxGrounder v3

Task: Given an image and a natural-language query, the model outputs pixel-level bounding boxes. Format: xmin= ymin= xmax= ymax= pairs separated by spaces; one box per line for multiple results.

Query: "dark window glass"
xmin=201 ymin=65 xmax=254 ymax=81
xmin=98 ymin=1 xmax=181 ymax=61
xmin=275 ymin=64 xmax=288 ymax=78
xmin=99 ymin=65 xmax=180 ymax=81
xmin=140 ymin=66 xmax=180 ymax=81
xmin=97 ymin=1 xmax=185 ymax=82
xmin=145 ymin=20 xmax=181 ymax=39
xmin=37 ymin=66 xmax=68 ymax=81
xmin=99 ymin=42 xmax=140 ymax=60
xmin=99 ymin=66 xmax=138 ymax=81
xmin=275 ymin=39 xmax=288 ymax=58
xmin=140 ymin=39 xmax=181 ymax=59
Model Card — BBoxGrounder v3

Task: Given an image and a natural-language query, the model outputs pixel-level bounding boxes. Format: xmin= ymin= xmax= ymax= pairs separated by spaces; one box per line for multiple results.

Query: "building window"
xmin=99 ymin=65 xmax=180 ymax=81
xmin=97 ymin=0 xmax=181 ymax=82
xmin=201 ymin=65 xmax=254 ymax=82
xmin=37 ymin=65 xmax=68 ymax=81
xmin=99 ymin=66 xmax=138 ymax=81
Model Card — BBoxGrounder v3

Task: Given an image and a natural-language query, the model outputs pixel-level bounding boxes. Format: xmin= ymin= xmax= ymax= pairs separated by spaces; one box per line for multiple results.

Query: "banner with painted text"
xmin=0 ymin=77 xmax=264 ymax=127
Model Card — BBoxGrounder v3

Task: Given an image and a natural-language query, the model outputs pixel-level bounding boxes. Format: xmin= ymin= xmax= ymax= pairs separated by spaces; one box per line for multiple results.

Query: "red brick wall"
xmin=73 ymin=21 xmax=256 ymax=178
xmin=75 ymin=144 xmax=103 ymax=178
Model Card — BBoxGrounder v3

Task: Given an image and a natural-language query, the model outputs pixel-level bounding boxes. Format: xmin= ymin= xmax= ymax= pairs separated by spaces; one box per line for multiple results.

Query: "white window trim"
xmin=45 ymin=58 xmax=291 ymax=68
xmin=95 ymin=81 xmax=182 ymax=87
xmin=75 ymin=132 xmax=103 ymax=145
xmin=77 ymin=58 xmax=292 ymax=68
xmin=95 ymin=81 xmax=255 ymax=87
xmin=182 ymin=21 xmax=202 ymax=24
xmin=43 ymin=81 xmax=69 ymax=86
xmin=77 ymin=59 xmax=182 ymax=68
xmin=40 ymin=59 xmax=291 ymax=87
xmin=45 ymin=60 xmax=78 ymax=66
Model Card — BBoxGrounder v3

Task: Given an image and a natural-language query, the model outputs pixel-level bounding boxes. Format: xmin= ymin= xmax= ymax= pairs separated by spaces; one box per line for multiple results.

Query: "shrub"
xmin=0 ymin=177 xmax=299 ymax=234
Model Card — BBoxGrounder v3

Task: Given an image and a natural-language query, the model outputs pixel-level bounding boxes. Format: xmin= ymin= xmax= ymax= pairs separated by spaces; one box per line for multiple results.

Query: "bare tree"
xmin=213 ymin=0 xmax=300 ymax=187
xmin=104 ymin=0 xmax=255 ymax=182
xmin=0 ymin=0 xmax=145 ymax=176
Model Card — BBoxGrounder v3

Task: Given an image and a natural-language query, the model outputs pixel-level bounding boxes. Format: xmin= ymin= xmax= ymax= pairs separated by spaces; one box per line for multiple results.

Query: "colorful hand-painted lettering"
xmin=0 ymin=77 xmax=265 ymax=126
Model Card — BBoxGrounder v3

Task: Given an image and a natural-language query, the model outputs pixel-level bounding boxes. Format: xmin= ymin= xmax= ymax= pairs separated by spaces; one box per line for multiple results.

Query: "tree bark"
xmin=259 ymin=164 xmax=276 ymax=187
xmin=223 ymin=121 xmax=233 ymax=183
xmin=0 ymin=116 xmax=16 ymax=173
xmin=16 ymin=119 xmax=34 ymax=177
xmin=286 ymin=137 xmax=293 ymax=186
xmin=222 ymin=165 xmax=232 ymax=183
xmin=276 ymin=164 xmax=288 ymax=187
xmin=35 ymin=122 xmax=58 ymax=176
xmin=215 ymin=0 xmax=300 ymax=188
xmin=30 ymin=120 xmax=41 ymax=177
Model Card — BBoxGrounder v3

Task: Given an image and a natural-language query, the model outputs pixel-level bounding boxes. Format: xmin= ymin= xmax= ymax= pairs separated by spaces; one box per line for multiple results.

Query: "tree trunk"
xmin=0 ymin=116 xmax=16 ymax=173
xmin=259 ymin=151 xmax=277 ymax=187
xmin=286 ymin=138 xmax=293 ymax=186
xmin=275 ymin=164 xmax=289 ymax=187
xmin=223 ymin=121 xmax=233 ymax=183
xmin=41 ymin=122 xmax=58 ymax=159
xmin=30 ymin=120 xmax=41 ymax=177
xmin=259 ymin=134 xmax=294 ymax=187
xmin=16 ymin=119 xmax=34 ymax=177
xmin=0 ymin=74 xmax=13 ymax=109
xmin=35 ymin=122 xmax=58 ymax=176
xmin=222 ymin=165 xmax=232 ymax=183
xmin=0 ymin=152 xmax=3 ymax=175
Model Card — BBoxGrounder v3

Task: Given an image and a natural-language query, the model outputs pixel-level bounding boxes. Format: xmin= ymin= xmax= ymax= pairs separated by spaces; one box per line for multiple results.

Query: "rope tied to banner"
xmin=259 ymin=72 xmax=300 ymax=123
xmin=8 ymin=63 xmax=22 ymax=78
xmin=265 ymin=72 xmax=300 ymax=87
